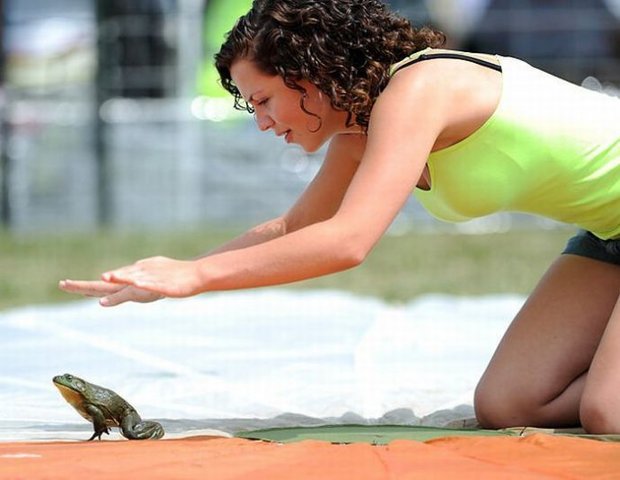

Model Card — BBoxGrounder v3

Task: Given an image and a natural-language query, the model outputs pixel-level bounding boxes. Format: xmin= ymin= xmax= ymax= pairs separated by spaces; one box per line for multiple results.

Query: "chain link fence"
xmin=1 ymin=0 xmax=618 ymax=233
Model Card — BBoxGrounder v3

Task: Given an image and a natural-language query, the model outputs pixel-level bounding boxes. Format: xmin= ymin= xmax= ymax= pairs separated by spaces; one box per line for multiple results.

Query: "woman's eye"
xmin=256 ymin=98 xmax=268 ymax=106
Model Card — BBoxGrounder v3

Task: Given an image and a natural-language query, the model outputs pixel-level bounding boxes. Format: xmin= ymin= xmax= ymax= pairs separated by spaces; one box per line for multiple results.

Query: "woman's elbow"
xmin=337 ymin=235 xmax=373 ymax=269
xmin=319 ymin=218 xmax=377 ymax=271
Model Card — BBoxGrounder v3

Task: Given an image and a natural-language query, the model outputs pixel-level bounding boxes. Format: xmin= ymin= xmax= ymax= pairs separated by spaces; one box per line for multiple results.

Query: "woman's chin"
xmin=299 ymin=136 xmax=328 ymax=153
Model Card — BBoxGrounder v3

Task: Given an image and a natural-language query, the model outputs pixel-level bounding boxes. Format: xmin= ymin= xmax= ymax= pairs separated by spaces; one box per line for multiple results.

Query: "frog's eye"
xmin=66 ymin=374 xmax=73 ymax=380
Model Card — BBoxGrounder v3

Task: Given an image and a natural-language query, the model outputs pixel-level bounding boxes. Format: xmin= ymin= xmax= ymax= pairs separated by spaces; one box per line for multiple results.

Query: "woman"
xmin=60 ymin=0 xmax=620 ymax=433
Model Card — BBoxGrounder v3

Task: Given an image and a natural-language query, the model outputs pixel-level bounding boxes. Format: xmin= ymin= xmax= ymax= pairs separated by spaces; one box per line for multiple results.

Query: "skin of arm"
xmin=97 ymin=68 xmax=450 ymax=299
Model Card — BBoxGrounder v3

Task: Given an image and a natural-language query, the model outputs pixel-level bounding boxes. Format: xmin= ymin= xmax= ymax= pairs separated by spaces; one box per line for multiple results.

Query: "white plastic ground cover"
xmin=0 ymin=290 xmax=524 ymax=441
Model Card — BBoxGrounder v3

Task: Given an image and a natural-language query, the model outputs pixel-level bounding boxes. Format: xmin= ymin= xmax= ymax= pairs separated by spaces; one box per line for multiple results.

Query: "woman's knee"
xmin=474 ymin=379 xmax=529 ymax=429
xmin=473 ymin=383 xmax=503 ymax=428
xmin=580 ymin=390 xmax=620 ymax=434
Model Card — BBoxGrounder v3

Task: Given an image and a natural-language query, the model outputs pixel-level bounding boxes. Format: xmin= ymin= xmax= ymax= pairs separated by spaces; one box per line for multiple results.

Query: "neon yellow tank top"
xmin=390 ymin=49 xmax=620 ymax=240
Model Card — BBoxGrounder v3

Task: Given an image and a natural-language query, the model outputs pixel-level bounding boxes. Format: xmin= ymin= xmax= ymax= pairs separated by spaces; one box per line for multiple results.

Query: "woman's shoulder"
xmin=383 ymin=47 xmax=502 ymax=107
xmin=380 ymin=55 xmax=459 ymax=111
xmin=373 ymin=49 xmax=503 ymax=148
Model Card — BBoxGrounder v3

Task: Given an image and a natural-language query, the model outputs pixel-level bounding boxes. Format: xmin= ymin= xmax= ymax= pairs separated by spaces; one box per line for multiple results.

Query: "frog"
xmin=53 ymin=373 xmax=165 ymax=441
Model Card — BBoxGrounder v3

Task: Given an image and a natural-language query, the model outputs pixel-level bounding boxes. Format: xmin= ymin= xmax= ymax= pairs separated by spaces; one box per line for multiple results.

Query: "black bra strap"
xmin=392 ymin=52 xmax=502 ymax=76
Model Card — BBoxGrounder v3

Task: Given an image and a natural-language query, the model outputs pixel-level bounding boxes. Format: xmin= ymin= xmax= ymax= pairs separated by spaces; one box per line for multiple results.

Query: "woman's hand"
xmin=101 ymin=256 xmax=206 ymax=299
xmin=60 ymin=256 xmax=204 ymax=306
xmin=58 ymin=279 xmax=163 ymax=307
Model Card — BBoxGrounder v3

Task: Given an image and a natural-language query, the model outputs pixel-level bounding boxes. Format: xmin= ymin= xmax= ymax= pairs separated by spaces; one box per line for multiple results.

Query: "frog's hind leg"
xmin=120 ymin=414 xmax=165 ymax=440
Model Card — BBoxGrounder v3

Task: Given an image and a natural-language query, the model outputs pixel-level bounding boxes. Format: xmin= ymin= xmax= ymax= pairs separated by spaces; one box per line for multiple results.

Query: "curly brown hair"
xmin=215 ymin=0 xmax=445 ymax=131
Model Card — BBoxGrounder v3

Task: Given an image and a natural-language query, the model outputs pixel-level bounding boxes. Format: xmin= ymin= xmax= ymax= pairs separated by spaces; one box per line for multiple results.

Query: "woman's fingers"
xmin=58 ymin=279 xmax=125 ymax=297
xmin=102 ymin=262 xmax=153 ymax=285
xmin=59 ymin=277 xmax=164 ymax=307
xmin=99 ymin=287 xmax=133 ymax=307
xmin=101 ymin=257 xmax=179 ymax=293
xmin=101 ymin=268 xmax=134 ymax=284
xmin=100 ymin=286 xmax=163 ymax=307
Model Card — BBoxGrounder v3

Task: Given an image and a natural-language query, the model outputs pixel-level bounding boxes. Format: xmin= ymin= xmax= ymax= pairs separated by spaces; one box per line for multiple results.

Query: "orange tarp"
xmin=1 ymin=433 xmax=619 ymax=479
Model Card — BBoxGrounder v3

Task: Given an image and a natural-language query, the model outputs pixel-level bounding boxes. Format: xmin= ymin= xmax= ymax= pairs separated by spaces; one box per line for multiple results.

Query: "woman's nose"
xmin=254 ymin=111 xmax=274 ymax=132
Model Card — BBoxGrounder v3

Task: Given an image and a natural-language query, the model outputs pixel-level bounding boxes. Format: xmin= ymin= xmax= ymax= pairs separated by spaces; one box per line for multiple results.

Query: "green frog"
xmin=53 ymin=373 xmax=165 ymax=441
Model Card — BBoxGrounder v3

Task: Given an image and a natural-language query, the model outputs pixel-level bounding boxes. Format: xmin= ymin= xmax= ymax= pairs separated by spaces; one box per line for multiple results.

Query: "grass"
xmin=0 ymin=227 xmax=572 ymax=311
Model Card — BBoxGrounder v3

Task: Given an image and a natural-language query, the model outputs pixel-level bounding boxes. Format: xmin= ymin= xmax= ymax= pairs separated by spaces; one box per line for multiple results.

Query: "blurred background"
xmin=0 ymin=0 xmax=619 ymax=307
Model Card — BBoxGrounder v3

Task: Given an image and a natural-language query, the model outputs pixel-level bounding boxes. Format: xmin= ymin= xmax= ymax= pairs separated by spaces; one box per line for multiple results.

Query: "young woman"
xmin=60 ymin=0 xmax=620 ymax=433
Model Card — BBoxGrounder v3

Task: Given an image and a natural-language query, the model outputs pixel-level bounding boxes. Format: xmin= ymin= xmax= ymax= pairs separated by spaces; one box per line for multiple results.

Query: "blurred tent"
xmin=463 ymin=0 xmax=620 ymax=83
xmin=196 ymin=0 xmax=252 ymax=97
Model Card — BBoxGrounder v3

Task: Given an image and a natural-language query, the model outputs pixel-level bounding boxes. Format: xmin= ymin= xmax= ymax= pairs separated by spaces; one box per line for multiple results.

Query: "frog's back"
xmin=86 ymin=382 xmax=139 ymax=425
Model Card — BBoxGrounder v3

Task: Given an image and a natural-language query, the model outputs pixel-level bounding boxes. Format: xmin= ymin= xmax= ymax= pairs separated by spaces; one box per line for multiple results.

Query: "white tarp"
xmin=0 ymin=290 xmax=523 ymax=441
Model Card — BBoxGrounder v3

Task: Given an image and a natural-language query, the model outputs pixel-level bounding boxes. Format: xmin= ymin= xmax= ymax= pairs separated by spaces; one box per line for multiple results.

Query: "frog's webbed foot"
xmin=121 ymin=416 xmax=165 ymax=440
xmin=87 ymin=425 xmax=110 ymax=441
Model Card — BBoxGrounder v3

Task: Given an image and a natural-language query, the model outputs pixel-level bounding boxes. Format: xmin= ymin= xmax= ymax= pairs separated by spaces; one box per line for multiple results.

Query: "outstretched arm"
xmin=98 ymin=70 xmax=448 ymax=299
xmin=60 ymin=133 xmax=365 ymax=305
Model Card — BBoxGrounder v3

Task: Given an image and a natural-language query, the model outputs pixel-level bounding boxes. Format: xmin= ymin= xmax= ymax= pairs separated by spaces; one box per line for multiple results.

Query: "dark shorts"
xmin=562 ymin=230 xmax=620 ymax=266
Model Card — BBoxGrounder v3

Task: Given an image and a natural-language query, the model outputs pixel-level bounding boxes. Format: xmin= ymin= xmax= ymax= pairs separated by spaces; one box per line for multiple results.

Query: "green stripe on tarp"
xmin=235 ymin=424 xmax=515 ymax=444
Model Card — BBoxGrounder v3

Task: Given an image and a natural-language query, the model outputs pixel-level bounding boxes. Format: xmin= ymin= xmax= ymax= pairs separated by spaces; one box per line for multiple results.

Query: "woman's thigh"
xmin=475 ymin=254 xmax=620 ymax=427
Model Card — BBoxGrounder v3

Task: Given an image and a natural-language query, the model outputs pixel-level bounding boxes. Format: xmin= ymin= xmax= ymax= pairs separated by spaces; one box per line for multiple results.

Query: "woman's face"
xmin=230 ymin=58 xmax=354 ymax=152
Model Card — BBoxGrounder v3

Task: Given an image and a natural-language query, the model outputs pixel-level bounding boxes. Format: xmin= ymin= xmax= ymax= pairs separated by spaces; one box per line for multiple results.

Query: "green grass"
xmin=0 ymin=227 xmax=572 ymax=310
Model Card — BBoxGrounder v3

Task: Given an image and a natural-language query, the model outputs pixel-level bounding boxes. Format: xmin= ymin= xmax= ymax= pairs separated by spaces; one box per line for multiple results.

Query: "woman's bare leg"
xmin=474 ymin=254 xmax=620 ymax=430
xmin=580 ymin=294 xmax=620 ymax=433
